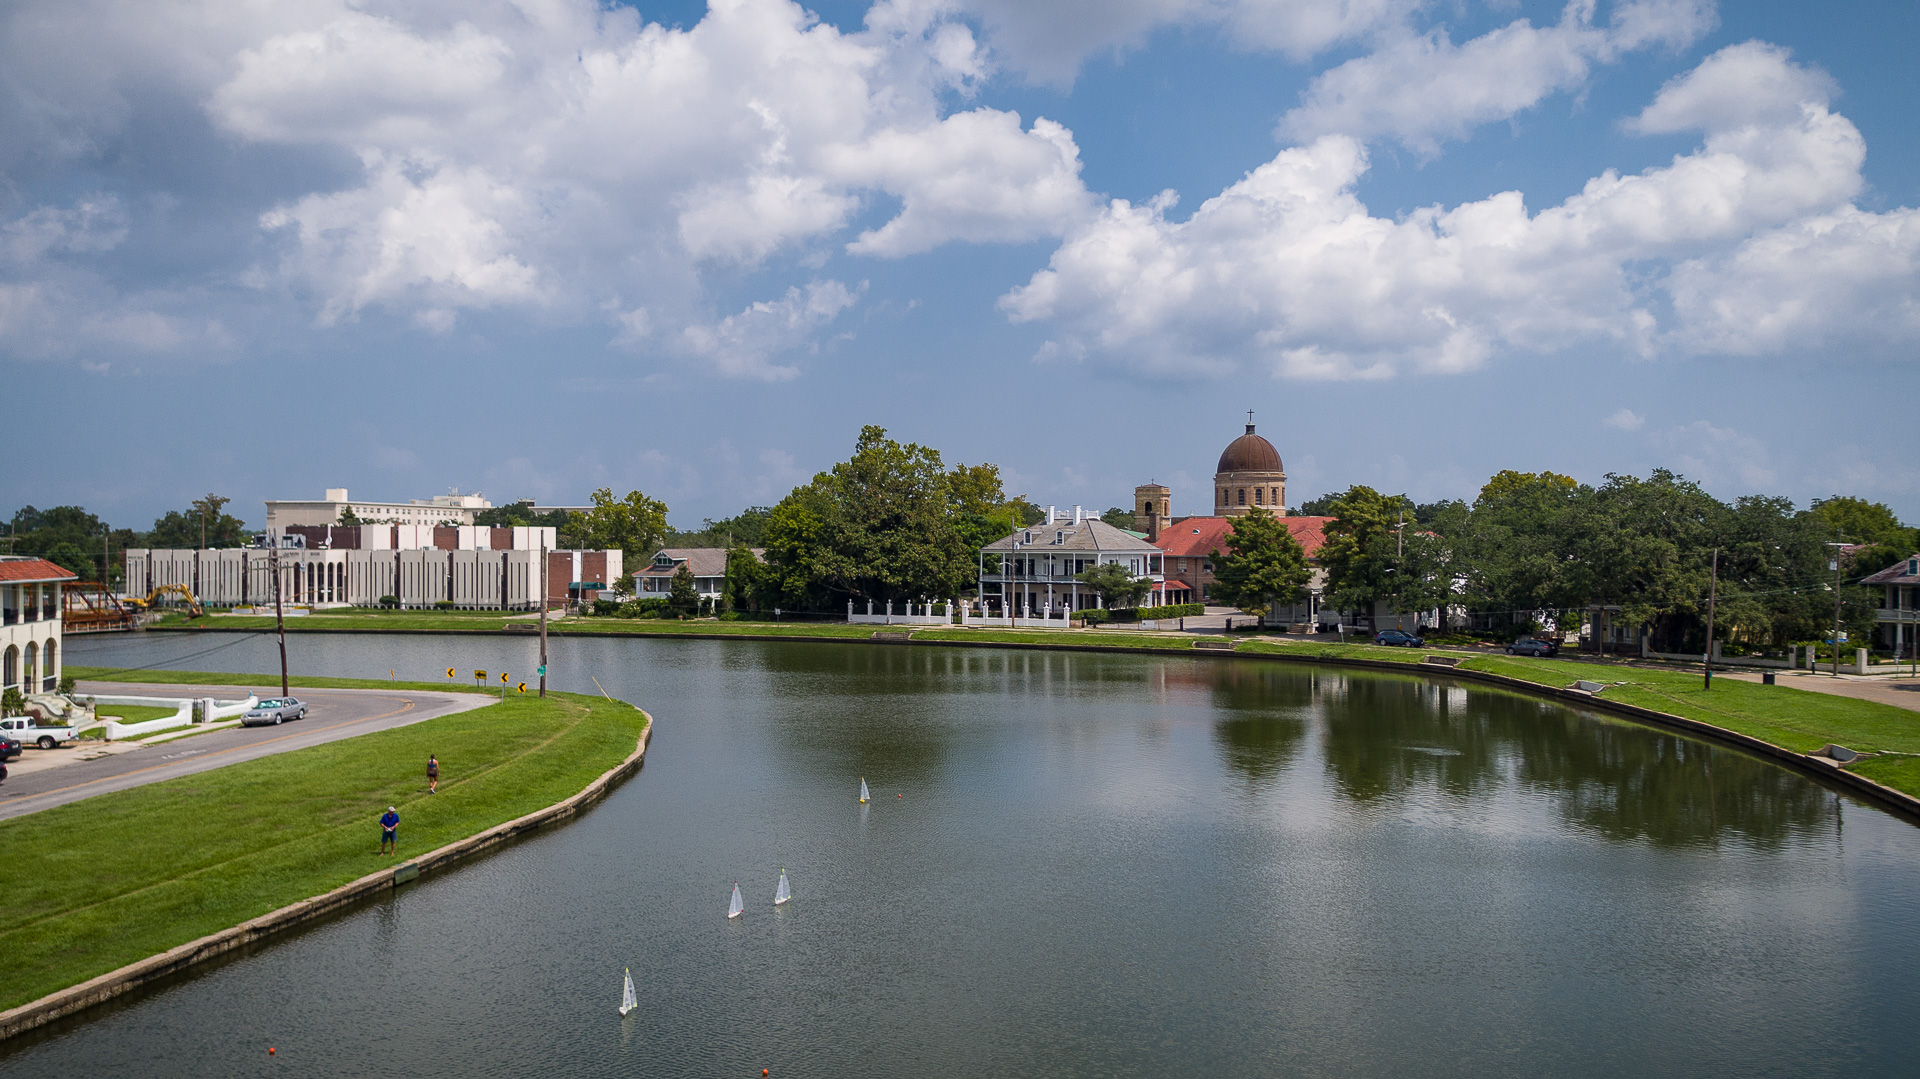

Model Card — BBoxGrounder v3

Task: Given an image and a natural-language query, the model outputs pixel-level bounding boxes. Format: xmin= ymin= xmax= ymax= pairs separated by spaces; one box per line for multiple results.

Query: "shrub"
xmin=592 ymin=599 xmax=622 ymax=616
xmin=619 ymin=597 xmax=671 ymax=619
xmin=58 ymin=675 xmax=76 ymax=695
xmin=1071 ymin=608 xmax=1110 ymax=623
xmin=1 ymin=688 xmax=23 ymax=718
xmin=433 ymin=600 xmax=457 ymax=610
xmin=377 ymin=594 xmax=399 ymax=608
xmin=1107 ymin=603 xmax=1203 ymax=622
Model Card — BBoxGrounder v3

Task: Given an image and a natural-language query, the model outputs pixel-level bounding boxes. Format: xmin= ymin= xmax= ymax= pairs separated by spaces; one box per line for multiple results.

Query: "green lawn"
xmin=88 ymin=704 xmax=181 ymax=724
xmin=0 ymin=682 xmax=647 ymax=1011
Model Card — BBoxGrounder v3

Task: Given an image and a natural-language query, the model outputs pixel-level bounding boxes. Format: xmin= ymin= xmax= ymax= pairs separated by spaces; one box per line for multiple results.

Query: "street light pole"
xmin=1702 ymin=547 xmax=1719 ymax=689
xmin=1826 ymin=541 xmax=1849 ymax=677
xmin=538 ymin=541 xmax=548 ymax=698
xmin=270 ymin=544 xmax=289 ymax=697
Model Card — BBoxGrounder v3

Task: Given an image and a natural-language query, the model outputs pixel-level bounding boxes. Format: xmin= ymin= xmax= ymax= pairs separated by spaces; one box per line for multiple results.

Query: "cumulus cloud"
xmin=1280 ymin=0 xmax=1719 ymax=154
xmin=1004 ymin=43 xmax=1909 ymax=379
xmin=680 ymin=279 xmax=860 ymax=380
xmin=1604 ymin=408 xmax=1645 ymax=431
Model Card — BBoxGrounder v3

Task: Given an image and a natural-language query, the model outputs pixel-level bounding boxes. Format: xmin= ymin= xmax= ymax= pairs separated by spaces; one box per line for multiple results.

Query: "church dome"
xmin=1216 ymin=425 xmax=1282 ymax=473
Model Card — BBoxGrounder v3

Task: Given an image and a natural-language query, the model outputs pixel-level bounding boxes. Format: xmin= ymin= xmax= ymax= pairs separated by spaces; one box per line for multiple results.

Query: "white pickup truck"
xmin=0 ymin=716 xmax=84 ymax=749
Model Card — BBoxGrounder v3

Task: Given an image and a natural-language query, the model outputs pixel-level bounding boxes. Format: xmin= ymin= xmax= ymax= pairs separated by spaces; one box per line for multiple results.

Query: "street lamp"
xmin=1825 ymin=541 xmax=1851 ymax=677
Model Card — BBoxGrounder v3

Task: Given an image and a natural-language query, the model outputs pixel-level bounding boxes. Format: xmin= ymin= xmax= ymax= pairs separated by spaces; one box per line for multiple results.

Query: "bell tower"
xmin=1134 ymin=483 xmax=1170 ymax=540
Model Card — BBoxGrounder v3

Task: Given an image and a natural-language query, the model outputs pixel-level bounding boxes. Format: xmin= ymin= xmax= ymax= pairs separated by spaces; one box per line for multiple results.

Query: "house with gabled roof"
xmin=977 ymin=508 xmax=1165 ymax=621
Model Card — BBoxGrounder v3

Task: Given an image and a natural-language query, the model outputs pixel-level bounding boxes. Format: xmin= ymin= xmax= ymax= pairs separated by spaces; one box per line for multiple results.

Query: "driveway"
xmin=0 ymin=682 xmax=492 ymax=821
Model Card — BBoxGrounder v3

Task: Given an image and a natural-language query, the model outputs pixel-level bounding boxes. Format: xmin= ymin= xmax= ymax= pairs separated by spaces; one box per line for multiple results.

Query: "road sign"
xmin=475 ymin=670 xmax=487 ymax=682
xmin=446 ymin=668 xmax=455 ymax=678
xmin=501 ymin=672 xmax=510 ymax=683
xmin=536 ymin=664 xmax=547 ymax=677
xmin=517 ymin=682 xmax=527 ymax=694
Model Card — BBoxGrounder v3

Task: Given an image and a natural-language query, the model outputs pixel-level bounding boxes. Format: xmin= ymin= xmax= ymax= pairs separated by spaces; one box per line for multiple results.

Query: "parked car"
xmin=241 ymin=697 xmax=308 ymax=726
xmin=0 ymin=716 xmax=84 ymax=750
xmin=1506 ymin=637 xmax=1560 ymax=657
xmin=1373 ymin=629 xmax=1424 ymax=647
xmin=0 ymin=733 xmax=21 ymax=762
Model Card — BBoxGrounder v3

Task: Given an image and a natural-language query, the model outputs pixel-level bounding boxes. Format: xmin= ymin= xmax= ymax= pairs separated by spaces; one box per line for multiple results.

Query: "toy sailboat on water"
xmin=727 ymin=882 xmax=744 ymax=919
xmin=619 ymin=969 xmax=638 ymax=1016
xmin=859 ymin=778 xmax=870 ymax=804
xmin=774 ymin=870 xmax=791 ymax=906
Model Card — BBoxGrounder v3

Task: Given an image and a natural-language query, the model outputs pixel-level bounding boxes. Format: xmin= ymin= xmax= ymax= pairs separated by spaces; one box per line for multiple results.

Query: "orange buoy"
xmin=268 ymin=1047 xmax=276 ymax=1055
xmin=763 ymin=1071 xmax=769 ymax=1076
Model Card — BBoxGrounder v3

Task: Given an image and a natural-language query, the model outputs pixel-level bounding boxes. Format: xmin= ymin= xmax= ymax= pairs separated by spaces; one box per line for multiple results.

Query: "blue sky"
xmin=5 ymin=0 xmax=1918 ymax=532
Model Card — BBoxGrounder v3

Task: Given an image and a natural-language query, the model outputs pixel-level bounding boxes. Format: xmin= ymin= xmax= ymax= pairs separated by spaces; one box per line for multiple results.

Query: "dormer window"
xmin=1054 ymin=530 xmax=1064 ymax=544
xmin=1909 ymin=559 xmax=1918 ymax=576
xmin=1024 ymin=531 xmax=1033 ymax=543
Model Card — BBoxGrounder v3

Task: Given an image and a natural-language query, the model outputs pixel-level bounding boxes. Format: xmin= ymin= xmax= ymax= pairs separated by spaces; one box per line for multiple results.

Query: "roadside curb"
xmin=0 ymin=707 xmax=653 ymax=1042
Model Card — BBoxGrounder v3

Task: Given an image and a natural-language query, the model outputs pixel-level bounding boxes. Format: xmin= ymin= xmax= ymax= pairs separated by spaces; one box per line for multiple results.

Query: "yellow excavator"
xmin=124 ymin=584 xmax=205 ymax=618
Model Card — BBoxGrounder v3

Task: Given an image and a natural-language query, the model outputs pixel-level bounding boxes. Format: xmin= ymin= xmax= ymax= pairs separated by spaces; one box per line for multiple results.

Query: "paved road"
xmin=0 ymin=682 xmax=492 ymax=822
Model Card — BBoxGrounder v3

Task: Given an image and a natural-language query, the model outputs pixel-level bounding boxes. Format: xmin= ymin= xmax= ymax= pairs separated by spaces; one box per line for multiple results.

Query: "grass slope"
xmin=0 ymin=682 xmax=646 ymax=1012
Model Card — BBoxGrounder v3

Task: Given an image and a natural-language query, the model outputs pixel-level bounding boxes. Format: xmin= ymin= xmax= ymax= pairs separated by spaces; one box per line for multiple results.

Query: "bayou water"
xmin=7 ymin=630 xmax=1918 ymax=1077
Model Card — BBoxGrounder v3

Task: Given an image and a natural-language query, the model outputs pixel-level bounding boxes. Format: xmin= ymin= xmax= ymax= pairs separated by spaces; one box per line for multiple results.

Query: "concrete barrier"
xmin=0 ymin=709 xmax=653 ymax=1041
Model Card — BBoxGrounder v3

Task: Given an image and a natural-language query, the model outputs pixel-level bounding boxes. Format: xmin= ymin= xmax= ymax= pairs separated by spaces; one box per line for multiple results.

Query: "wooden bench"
xmin=1193 ymin=640 xmax=1234 ymax=651
xmin=1420 ymin=655 xmax=1462 ymax=667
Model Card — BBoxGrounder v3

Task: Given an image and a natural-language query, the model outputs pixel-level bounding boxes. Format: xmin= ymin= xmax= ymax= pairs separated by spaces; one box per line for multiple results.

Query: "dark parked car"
xmin=241 ymin=697 xmax=308 ymax=726
xmin=1506 ymin=637 xmax=1560 ymax=657
xmin=0 ymin=733 xmax=21 ymax=762
xmin=1373 ymin=629 xmax=1424 ymax=647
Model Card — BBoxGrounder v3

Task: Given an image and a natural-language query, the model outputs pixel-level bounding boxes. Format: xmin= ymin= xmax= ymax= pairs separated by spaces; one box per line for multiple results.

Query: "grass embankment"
xmin=89 ymin=704 xmax=180 ymax=724
xmin=0 ymin=678 xmax=647 ymax=1012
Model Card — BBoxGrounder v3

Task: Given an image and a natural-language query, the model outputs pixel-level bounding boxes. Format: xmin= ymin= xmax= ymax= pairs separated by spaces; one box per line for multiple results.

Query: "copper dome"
xmin=1216 ymin=424 xmax=1283 ymax=473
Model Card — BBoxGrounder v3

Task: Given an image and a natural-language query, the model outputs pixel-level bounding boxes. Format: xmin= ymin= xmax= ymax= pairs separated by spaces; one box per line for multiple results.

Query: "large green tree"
xmin=1075 ymin=562 xmax=1153 ymax=610
xmin=147 ymin=494 xmax=249 ymax=549
xmin=1318 ymin=486 xmax=1416 ymax=614
xmin=1208 ymin=508 xmax=1311 ymax=616
xmin=759 ymin=426 xmax=992 ymax=606
xmin=573 ymin=488 xmax=669 ymax=560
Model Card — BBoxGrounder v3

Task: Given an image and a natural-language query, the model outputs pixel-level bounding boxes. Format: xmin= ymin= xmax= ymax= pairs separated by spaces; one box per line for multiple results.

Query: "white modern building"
xmin=977 ymin=507 xmax=1166 ymax=619
xmin=264 ymin=488 xmax=493 ymax=530
xmin=2 ymin=557 xmax=75 ymax=695
xmin=124 ymin=547 xmax=622 ymax=611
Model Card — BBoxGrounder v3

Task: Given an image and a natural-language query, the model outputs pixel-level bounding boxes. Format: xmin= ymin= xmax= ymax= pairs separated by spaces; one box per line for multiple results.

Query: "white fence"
xmin=848 ymin=600 xmax=957 ymax=626
xmin=88 ymin=693 xmax=257 ymax=739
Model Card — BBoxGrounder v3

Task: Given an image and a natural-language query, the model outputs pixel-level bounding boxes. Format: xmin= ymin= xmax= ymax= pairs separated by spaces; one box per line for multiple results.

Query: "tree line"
xmin=1206 ymin=470 xmax=1911 ymax=652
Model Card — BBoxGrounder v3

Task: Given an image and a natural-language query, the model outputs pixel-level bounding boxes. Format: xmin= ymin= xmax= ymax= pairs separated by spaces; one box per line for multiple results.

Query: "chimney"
xmin=1145 ymin=506 xmax=1160 ymax=542
xmin=1073 ymin=505 xmax=1083 ymax=524
xmin=1046 ymin=504 xmax=1056 ymax=523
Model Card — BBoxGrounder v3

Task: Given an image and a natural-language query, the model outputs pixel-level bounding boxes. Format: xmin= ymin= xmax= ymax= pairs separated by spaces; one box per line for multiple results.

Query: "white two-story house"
xmin=978 ymin=508 xmax=1165 ymax=618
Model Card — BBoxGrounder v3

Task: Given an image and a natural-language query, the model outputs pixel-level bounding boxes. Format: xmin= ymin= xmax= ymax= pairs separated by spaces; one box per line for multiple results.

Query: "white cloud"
xmin=1004 ymin=43 xmax=1910 ymax=379
xmin=2 ymin=197 xmax=128 ymax=261
xmin=1652 ymin=419 xmax=1777 ymax=489
xmin=680 ymin=279 xmax=860 ymax=380
xmin=1280 ymin=1 xmax=1719 ymax=155
xmin=1604 ymin=408 xmax=1645 ymax=430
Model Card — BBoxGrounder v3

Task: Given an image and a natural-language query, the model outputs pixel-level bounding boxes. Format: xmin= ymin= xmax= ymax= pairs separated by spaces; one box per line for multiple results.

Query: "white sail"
xmin=728 ymin=882 xmax=744 ymax=919
xmin=619 ymin=969 xmax=638 ymax=1016
xmin=774 ymin=870 xmax=791 ymax=906
xmin=859 ymin=778 xmax=870 ymax=803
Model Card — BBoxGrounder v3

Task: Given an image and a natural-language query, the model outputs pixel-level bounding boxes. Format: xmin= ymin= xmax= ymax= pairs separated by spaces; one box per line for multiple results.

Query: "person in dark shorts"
xmin=427 ymin=755 xmax=439 ymax=794
xmin=380 ymin=806 xmax=400 ymax=853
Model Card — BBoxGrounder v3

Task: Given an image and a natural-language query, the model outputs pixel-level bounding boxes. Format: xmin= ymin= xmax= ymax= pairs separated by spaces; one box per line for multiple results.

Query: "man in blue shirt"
xmin=380 ymin=806 xmax=400 ymax=854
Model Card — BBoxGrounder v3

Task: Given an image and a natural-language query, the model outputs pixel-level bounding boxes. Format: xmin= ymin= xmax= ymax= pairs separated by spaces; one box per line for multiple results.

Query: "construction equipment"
xmin=124 ymin=584 xmax=204 ymax=618
xmin=62 ymin=582 xmax=137 ymax=633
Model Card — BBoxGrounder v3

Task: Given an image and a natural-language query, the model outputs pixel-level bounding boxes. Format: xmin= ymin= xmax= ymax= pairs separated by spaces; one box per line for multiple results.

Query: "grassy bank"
xmin=0 ymin=679 xmax=647 ymax=1012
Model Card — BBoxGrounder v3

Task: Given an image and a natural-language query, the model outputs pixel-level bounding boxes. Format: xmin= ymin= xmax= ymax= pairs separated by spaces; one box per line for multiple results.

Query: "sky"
xmin=4 ymin=0 xmax=1918 ymax=532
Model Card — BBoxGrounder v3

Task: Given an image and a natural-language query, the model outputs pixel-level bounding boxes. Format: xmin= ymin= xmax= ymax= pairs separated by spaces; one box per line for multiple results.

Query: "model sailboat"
xmin=774 ymin=870 xmax=791 ymax=906
xmin=727 ymin=882 xmax=744 ymax=919
xmin=619 ymin=969 xmax=638 ymax=1016
xmin=859 ymin=778 xmax=870 ymax=803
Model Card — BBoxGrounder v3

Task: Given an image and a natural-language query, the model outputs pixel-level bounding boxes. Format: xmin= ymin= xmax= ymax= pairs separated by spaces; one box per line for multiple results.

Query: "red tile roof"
xmin=1155 ymin=516 xmax=1333 ymax=559
xmin=0 ymin=558 xmax=80 ymax=583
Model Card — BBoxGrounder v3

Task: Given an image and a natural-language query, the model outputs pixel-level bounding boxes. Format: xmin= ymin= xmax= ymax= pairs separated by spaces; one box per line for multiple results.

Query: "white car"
xmin=242 ymin=698 xmax=308 ymax=726
xmin=0 ymin=716 xmax=82 ymax=750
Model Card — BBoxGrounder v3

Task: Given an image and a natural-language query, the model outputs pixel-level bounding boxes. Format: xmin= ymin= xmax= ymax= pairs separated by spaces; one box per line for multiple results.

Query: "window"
xmin=1253 ymin=488 xmax=1263 ymax=504
xmin=1237 ymin=489 xmax=1246 ymax=505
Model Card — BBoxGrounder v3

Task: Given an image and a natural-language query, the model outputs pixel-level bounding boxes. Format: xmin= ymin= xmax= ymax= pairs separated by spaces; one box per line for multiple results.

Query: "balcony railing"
xmin=1875 ymin=608 xmax=1920 ymax=623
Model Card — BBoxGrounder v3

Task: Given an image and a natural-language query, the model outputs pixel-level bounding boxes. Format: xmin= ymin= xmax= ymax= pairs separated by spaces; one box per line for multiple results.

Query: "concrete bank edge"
xmin=0 ymin=707 xmax=654 ymax=1041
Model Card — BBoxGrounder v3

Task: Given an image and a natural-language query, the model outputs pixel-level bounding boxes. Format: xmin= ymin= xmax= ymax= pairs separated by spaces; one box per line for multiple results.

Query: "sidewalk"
xmin=1715 ymin=668 xmax=1920 ymax=714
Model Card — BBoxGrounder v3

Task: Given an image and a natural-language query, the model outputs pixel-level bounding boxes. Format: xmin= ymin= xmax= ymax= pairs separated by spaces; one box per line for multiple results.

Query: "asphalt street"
xmin=0 ymin=682 xmax=492 ymax=821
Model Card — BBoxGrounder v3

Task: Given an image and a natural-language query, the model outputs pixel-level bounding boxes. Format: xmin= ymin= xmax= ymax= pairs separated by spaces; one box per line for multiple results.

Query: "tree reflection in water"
xmin=1207 ymin=661 xmax=1838 ymax=849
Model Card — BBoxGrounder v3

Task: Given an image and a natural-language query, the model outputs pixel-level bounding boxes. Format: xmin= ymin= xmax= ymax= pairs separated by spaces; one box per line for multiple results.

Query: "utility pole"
xmin=1702 ymin=547 xmax=1719 ymax=689
xmin=1827 ymin=542 xmax=1848 ymax=677
xmin=270 ymin=543 xmax=289 ymax=697
xmin=538 ymin=541 xmax=548 ymax=698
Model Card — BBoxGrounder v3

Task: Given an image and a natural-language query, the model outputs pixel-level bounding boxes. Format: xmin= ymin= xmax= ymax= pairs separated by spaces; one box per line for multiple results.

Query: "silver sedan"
xmin=241 ymin=697 xmax=308 ymax=726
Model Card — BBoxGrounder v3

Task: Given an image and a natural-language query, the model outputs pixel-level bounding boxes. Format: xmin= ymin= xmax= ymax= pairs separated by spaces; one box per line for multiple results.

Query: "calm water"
xmin=8 ymin=629 xmax=1919 ymax=1077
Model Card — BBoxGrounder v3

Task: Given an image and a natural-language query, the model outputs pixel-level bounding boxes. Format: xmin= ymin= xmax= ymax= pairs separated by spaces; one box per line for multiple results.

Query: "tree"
xmin=1811 ymin=496 xmax=1914 ymax=549
xmin=667 ymin=563 xmax=699 ymax=617
xmin=1208 ymin=508 xmax=1310 ymax=616
xmin=1292 ymin=493 xmax=1339 ymax=516
xmin=1319 ymin=486 xmax=1415 ymax=614
xmin=1075 ymin=561 xmax=1152 ymax=610
xmin=337 ymin=506 xmax=362 ymax=525
xmin=574 ymin=487 xmax=669 ymax=560
xmin=760 ymin=426 xmax=981 ymax=605
xmin=1100 ymin=507 xmax=1137 ymax=531
xmin=725 ymin=545 xmax=770 ymax=611
xmin=147 ymin=494 xmax=249 ymax=548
